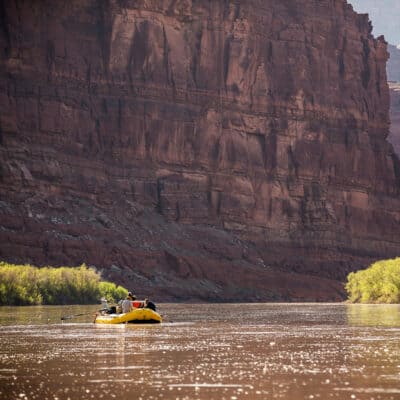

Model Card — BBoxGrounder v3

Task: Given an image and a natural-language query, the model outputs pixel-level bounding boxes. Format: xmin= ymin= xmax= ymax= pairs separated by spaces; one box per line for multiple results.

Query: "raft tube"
xmin=95 ymin=308 xmax=162 ymax=324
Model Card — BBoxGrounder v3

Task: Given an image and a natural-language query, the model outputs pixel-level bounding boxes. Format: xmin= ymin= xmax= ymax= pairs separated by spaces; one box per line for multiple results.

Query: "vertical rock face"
xmin=0 ymin=0 xmax=399 ymax=301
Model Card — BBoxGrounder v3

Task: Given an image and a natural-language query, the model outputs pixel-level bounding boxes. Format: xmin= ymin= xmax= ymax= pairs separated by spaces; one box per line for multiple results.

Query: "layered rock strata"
xmin=1 ymin=0 xmax=400 ymax=301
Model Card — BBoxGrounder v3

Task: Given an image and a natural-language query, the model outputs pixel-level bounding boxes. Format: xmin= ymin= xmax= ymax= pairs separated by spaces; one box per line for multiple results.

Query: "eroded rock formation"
xmin=1 ymin=0 xmax=399 ymax=301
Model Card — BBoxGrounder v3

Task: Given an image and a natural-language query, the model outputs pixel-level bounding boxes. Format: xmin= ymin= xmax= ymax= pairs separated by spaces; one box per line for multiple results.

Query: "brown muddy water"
xmin=1 ymin=303 xmax=400 ymax=400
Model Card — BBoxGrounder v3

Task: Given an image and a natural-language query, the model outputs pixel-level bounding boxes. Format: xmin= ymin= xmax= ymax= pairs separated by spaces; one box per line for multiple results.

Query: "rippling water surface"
xmin=1 ymin=303 xmax=400 ymax=400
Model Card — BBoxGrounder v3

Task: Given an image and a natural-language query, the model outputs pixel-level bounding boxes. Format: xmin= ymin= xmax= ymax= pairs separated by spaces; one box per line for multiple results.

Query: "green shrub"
xmin=0 ymin=262 xmax=129 ymax=305
xmin=346 ymin=258 xmax=400 ymax=303
xmin=98 ymin=281 xmax=128 ymax=303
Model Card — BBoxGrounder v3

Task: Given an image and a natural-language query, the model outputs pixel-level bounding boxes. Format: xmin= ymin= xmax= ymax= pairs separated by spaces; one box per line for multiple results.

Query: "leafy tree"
xmin=346 ymin=258 xmax=400 ymax=303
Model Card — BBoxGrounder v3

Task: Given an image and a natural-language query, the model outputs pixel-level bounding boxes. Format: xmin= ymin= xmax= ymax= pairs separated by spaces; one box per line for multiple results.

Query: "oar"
xmin=61 ymin=309 xmax=106 ymax=321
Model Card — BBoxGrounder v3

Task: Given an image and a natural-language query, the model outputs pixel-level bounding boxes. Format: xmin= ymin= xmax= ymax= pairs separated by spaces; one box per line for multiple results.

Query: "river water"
xmin=1 ymin=303 xmax=400 ymax=400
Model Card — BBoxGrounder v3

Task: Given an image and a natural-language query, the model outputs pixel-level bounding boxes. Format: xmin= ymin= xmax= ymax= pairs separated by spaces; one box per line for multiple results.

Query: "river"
xmin=1 ymin=303 xmax=399 ymax=400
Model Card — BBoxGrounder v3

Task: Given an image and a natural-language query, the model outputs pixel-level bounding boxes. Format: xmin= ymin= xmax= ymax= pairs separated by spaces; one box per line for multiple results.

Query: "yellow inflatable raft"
xmin=95 ymin=308 xmax=162 ymax=324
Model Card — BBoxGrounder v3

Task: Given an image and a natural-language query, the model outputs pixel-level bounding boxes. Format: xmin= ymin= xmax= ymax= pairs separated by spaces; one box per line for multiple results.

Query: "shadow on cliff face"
xmin=0 ymin=195 xmax=345 ymax=302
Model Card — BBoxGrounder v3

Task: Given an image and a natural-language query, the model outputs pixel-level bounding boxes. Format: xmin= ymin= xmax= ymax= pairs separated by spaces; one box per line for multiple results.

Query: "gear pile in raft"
xmin=94 ymin=292 xmax=162 ymax=324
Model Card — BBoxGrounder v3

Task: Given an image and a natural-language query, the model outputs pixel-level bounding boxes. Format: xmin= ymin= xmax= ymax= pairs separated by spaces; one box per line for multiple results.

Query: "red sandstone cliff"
xmin=1 ymin=0 xmax=399 ymax=302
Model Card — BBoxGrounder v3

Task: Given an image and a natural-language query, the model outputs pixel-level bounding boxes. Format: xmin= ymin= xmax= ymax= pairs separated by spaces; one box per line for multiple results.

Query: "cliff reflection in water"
xmin=347 ymin=304 xmax=400 ymax=327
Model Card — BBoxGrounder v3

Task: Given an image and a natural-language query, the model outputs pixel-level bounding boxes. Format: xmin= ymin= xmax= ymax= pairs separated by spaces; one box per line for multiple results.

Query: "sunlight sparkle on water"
xmin=1 ymin=303 xmax=399 ymax=400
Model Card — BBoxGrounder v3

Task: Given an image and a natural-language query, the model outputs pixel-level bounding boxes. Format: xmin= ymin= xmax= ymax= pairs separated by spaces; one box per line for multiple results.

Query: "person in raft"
xmin=117 ymin=292 xmax=157 ymax=313
xmin=144 ymin=298 xmax=157 ymax=311
xmin=120 ymin=292 xmax=135 ymax=313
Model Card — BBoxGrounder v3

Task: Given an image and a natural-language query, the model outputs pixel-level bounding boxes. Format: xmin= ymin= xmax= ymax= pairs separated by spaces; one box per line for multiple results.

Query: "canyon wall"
xmin=1 ymin=0 xmax=400 ymax=301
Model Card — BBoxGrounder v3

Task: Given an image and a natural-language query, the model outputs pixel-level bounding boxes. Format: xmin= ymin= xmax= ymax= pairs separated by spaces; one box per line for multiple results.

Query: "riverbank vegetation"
xmin=0 ymin=262 xmax=128 ymax=305
xmin=346 ymin=258 xmax=400 ymax=303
